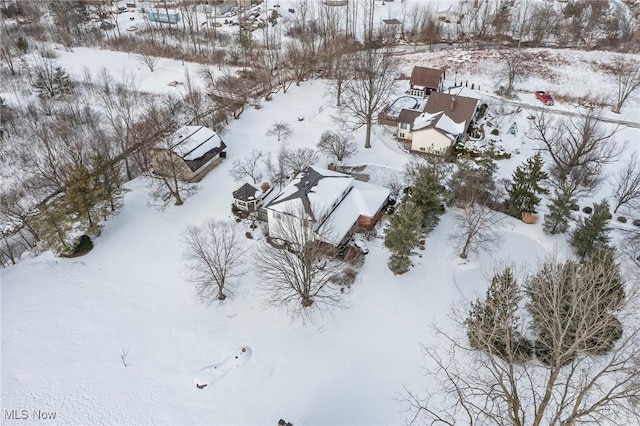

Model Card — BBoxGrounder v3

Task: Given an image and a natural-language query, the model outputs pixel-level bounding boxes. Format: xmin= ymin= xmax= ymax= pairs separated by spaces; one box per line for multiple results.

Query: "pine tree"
xmin=52 ymin=66 xmax=73 ymax=97
xmin=384 ymin=200 xmax=423 ymax=275
xmin=65 ymin=165 xmax=96 ymax=229
xmin=543 ymin=186 xmax=575 ymax=234
xmin=64 ymin=164 xmax=110 ymax=233
xmin=505 ymin=153 xmax=549 ymax=217
xmin=466 ymin=267 xmax=529 ymax=360
xmin=411 ymin=164 xmax=444 ymax=231
xmin=571 ymin=199 xmax=612 ymax=261
xmin=33 ymin=197 xmax=73 ymax=255
xmin=447 ymin=158 xmax=497 ymax=207
xmin=91 ymin=155 xmax=123 ymax=214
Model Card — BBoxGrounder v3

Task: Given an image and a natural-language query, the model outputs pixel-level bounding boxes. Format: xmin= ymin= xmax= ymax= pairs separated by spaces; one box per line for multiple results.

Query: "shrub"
xmin=231 ymin=203 xmax=241 ymax=217
xmin=330 ymin=268 xmax=358 ymax=287
xmin=569 ymin=203 xmax=580 ymax=211
xmin=617 ymin=216 xmax=627 ymax=223
xmin=582 ymin=206 xmax=593 ymax=214
xmin=633 ymin=219 xmax=640 ymax=227
xmin=491 ymin=128 xmax=499 ymax=136
xmin=245 ymin=231 xmax=253 ymax=239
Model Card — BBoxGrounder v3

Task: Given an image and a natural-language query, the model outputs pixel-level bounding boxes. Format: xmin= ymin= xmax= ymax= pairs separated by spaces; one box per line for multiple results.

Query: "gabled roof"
xmin=410 ymin=66 xmax=445 ymax=89
xmin=397 ymin=109 xmax=424 ymax=125
xmin=232 ymin=183 xmax=261 ymax=202
xmin=423 ymin=92 xmax=478 ymax=127
xmin=167 ymin=125 xmax=227 ymax=172
xmin=266 ymin=166 xmax=390 ymax=245
xmin=265 ymin=166 xmax=353 ymax=222
xmin=170 ymin=126 xmax=224 ymax=161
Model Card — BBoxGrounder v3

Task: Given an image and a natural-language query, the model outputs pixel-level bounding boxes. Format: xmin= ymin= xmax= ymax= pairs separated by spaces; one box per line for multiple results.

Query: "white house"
xmin=397 ymin=92 xmax=479 ymax=154
xmin=264 ymin=166 xmax=390 ymax=246
xmin=150 ymin=125 xmax=226 ymax=183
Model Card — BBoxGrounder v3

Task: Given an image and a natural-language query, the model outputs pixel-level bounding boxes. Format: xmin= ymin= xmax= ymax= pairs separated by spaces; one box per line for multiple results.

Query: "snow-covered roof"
xmin=169 ymin=126 xmax=224 ymax=161
xmin=413 ymin=111 xmax=442 ymax=131
xmin=444 ymin=86 xmax=483 ymax=101
xmin=316 ymin=180 xmax=390 ymax=245
xmin=267 ymin=166 xmax=390 ymax=245
xmin=266 ymin=166 xmax=353 ymax=221
xmin=435 ymin=113 xmax=466 ymax=137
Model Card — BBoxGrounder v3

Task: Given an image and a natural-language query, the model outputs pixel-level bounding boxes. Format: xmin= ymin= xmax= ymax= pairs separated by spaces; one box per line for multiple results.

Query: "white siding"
xmin=410 ymin=128 xmax=452 ymax=153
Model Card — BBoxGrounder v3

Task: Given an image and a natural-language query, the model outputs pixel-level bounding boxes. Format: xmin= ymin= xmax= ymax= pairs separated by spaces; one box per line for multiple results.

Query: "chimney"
xmin=450 ymin=97 xmax=456 ymax=111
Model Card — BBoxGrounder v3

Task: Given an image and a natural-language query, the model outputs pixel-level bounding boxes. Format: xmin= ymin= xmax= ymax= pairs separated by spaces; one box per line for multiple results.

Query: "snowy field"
xmin=2 ymin=39 xmax=640 ymax=426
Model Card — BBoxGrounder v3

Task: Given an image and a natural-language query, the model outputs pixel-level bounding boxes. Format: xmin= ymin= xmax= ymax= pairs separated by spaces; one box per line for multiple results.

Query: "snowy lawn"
xmin=2 ymin=44 xmax=640 ymax=425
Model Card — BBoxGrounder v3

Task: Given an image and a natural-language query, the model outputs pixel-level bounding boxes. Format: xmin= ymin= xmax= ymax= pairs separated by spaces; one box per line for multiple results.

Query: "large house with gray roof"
xmin=264 ymin=166 xmax=390 ymax=246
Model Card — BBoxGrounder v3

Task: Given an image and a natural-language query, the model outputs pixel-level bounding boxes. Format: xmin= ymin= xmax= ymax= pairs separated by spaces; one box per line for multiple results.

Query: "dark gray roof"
xmin=232 ymin=183 xmax=260 ymax=202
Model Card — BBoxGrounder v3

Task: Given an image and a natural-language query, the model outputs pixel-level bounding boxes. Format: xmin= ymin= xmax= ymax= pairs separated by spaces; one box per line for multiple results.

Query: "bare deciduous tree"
xmin=138 ymin=54 xmax=159 ymax=72
xmin=610 ymin=57 xmax=640 ymax=114
xmin=229 ymin=150 xmax=264 ymax=184
xmin=283 ymin=147 xmax=318 ymax=175
xmin=528 ymin=109 xmax=623 ymax=194
xmin=184 ymin=220 xmax=246 ymax=302
xmin=263 ymin=146 xmax=289 ymax=191
xmin=266 ymin=121 xmax=292 ymax=142
xmin=496 ymin=51 xmax=527 ymax=99
xmin=339 ymin=49 xmax=398 ymax=149
xmin=147 ymin=137 xmax=196 ymax=209
xmin=254 ymin=209 xmax=350 ymax=322
xmin=316 ymin=131 xmax=357 ymax=163
xmin=405 ymin=252 xmax=640 ymax=426
xmin=451 ymin=199 xmax=503 ymax=259
xmin=612 ymin=151 xmax=640 ymax=213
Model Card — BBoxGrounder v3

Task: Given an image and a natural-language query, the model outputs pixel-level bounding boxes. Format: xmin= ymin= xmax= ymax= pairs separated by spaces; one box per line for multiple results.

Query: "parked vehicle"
xmin=535 ymin=91 xmax=554 ymax=106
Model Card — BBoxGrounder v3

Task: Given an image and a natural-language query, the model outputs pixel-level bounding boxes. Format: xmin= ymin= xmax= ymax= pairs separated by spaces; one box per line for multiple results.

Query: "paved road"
xmin=486 ymin=95 xmax=640 ymax=130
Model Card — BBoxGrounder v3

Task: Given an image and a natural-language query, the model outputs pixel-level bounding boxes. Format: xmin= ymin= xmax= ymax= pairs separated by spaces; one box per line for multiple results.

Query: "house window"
xmin=275 ymin=212 xmax=282 ymax=219
xmin=399 ymin=132 xmax=406 ymax=139
xmin=400 ymin=123 xmax=409 ymax=130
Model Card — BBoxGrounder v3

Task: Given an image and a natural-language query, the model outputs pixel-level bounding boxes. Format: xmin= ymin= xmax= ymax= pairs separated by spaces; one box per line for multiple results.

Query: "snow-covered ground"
xmin=2 ymin=42 xmax=640 ymax=425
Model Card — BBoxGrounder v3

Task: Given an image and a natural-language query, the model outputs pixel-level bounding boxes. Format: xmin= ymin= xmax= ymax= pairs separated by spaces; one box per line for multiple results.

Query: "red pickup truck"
xmin=535 ymin=91 xmax=554 ymax=106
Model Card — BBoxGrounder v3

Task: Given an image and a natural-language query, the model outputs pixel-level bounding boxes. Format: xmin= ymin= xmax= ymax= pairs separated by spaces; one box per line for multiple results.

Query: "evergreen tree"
xmin=447 ymin=158 xmax=497 ymax=207
xmin=410 ymin=164 xmax=444 ymax=231
xmin=384 ymin=200 xmax=423 ymax=275
xmin=91 ymin=155 xmax=124 ymax=214
xmin=34 ymin=64 xmax=73 ymax=99
xmin=466 ymin=267 xmax=530 ymax=360
xmin=505 ymin=153 xmax=549 ymax=217
xmin=52 ymin=66 xmax=73 ymax=97
xmin=571 ymin=199 xmax=612 ymax=261
xmin=33 ymin=197 xmax=73 ymax=255
xmin=65 ymin=164 xmax=97 ymax=229
xmin=543 ymin=185 xmax=576 ymax=234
